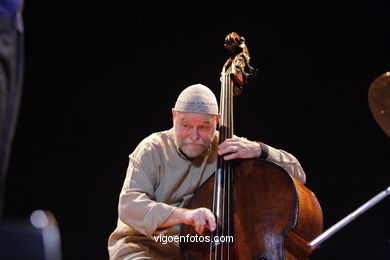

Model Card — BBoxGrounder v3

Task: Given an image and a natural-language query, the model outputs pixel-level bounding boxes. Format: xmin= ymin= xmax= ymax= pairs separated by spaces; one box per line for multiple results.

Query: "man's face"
xmin=172 ymin=110 xmax=220 ymax=159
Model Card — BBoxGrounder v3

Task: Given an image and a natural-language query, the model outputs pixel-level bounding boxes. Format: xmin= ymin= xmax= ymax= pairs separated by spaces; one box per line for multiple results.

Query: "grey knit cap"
xmin=174 ymin=84 xmax=219 ymax=115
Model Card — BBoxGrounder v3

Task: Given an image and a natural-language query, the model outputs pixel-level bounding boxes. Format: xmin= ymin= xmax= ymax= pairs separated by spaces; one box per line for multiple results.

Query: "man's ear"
xmin=216 ymin=114 xmax=221 ymax=124
xmin=172 ymin=108 xmax=176 ymax=121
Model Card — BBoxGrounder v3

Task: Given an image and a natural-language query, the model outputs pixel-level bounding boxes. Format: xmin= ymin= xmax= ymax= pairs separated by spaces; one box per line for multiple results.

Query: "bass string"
xmin=209 ymin=68 xmax=234 ymax=260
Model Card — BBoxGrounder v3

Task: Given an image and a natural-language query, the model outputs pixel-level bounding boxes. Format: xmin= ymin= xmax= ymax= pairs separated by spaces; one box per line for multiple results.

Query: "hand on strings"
xmin=161 ymin=207 xmax=216 ymax=235
xmin=179 ymin=207 xmax=216 ymax=235
xmin=218 ymin=136 xmax=262 ymax=160
xmin=185 ymin=207 xmax=216 ymax=235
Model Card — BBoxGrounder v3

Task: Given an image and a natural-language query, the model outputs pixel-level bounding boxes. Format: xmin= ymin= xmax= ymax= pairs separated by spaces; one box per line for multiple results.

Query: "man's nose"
xmin=190 ymin=129 xmax=200 ymax=140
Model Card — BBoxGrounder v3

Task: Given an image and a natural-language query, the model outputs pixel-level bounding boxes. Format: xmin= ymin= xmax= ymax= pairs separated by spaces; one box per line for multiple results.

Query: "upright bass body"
xmin=180 ymin=159 xmax=323 ymax=260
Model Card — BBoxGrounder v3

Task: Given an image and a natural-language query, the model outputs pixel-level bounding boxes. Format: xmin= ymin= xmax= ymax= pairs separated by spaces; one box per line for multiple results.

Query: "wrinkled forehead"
xmin=175 ymin=111 xmax=217 ymax=124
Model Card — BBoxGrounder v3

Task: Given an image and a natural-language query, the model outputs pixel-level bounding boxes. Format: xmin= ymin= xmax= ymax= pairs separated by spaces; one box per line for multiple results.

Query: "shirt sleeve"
xmin=265 ymin=145 xmax=307 ymax=184
xmin=117 ymin=144 xmax=177 ymax=238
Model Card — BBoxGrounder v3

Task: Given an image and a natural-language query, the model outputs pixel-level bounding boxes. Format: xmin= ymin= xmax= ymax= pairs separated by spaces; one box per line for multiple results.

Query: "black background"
xmin=3 ymin=1 xmax=390 ymax=259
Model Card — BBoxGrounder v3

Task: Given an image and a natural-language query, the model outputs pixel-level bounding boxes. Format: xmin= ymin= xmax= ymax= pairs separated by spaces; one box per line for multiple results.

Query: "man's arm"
xmin=218 ymin=137 xmax=306 ymax=184
xmin=117 ymin=139 xmax=182 ymax=237
xmin=120 ymin=156 xmax=217 ymax=236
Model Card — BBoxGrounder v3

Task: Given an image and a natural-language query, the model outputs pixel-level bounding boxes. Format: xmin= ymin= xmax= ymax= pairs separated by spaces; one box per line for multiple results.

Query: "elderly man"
xmin=108 ymin=84 xmax=306 ymax=260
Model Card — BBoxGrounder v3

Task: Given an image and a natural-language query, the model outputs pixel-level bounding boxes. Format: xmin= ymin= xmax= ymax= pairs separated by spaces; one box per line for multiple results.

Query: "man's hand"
xmin=182 ymin=208 xmax=216 ymax=235
xmin=160 ymin=207 xmax=216 ymax=235
xmin=218 ymin=137 xmax=261 ymax=160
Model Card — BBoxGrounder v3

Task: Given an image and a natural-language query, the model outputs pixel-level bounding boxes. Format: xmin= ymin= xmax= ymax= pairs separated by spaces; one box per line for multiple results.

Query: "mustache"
xmin=182 ymin=138 xmax=206 ymax=145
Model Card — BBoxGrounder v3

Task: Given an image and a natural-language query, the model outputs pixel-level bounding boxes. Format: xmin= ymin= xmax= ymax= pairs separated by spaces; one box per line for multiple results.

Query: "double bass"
xmin=180 ymin=32 xmax=323 ymax=260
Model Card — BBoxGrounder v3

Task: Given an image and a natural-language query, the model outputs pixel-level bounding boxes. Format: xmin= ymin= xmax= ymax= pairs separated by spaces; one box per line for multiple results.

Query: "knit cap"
xmin=174 ymin=84 xmax=219 ymax=115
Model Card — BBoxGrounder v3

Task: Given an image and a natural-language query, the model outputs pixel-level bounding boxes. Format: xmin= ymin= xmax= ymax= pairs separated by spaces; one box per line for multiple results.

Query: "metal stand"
xmin=309 ymin=186 xmax=390 ymax=247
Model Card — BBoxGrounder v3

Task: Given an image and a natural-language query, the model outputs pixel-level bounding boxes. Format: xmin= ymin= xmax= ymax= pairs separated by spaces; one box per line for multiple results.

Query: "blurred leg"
xmin=0 ymin=10 xmax=24 ymax=221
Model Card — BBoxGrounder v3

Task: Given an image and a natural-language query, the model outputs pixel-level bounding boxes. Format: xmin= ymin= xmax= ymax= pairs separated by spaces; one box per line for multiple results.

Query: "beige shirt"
xmin=108 ymin=129 xmax=306 ymax=260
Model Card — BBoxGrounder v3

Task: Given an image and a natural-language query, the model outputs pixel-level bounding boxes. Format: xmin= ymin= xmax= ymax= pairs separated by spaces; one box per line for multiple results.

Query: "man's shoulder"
xmin=131 ymin=129 xmax=174 ymax=157
xmin=142 ymin=129 xmax=173 ymax=146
